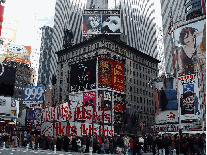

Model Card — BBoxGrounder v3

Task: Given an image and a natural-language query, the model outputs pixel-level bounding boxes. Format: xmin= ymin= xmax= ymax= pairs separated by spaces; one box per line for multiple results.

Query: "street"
xmin=0 ymin=148 xmax=153 ymax=155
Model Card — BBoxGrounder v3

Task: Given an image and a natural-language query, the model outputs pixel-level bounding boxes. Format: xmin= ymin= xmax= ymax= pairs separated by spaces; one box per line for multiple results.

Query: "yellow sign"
xmin=11 ymin=110 xmax=16 ymax=114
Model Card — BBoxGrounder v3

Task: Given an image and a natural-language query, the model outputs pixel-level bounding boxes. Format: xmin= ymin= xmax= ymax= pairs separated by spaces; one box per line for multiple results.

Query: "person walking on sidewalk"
xmin=76 ymin=136 xmax=81 ymax=153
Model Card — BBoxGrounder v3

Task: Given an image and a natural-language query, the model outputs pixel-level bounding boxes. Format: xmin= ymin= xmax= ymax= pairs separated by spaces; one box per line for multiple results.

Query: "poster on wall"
xmin=178 ymin=74 xmax=202 ymax=120
xmin=155 ymin=88 xmax=178 ymax=124
xmin=98 ymin=57 xmax=113 ymax=89
xmin=102 ymin=15 xmax=121 ymax=33
xmin=174 ymin=18 xmax=206 ymax=75
xmin=98 ymin=90 xmax=112 ymax=111
xmin=83 ymin=15 xmax=101 ymax=34
xmin=98 ymin=57 xmax=125 ymax=92
xmin=6 ymin=45 xmax=31 ymax=64
xmin=70 ymin=59 xmax=96 ymax=92
xmin=83 ymin=91 xmax=96 ymax=109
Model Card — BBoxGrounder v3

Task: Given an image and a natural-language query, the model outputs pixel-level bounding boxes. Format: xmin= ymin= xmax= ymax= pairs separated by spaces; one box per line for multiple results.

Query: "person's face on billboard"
xmin=183 ymin=95 xmax=194 ymax=106
xmin=89 ymin=16 xmax=100 ymax=28
xmin=184 ymin=32 xmax=194 ymax=46
xmin=102 ymin=16 xmax=120 ymax=32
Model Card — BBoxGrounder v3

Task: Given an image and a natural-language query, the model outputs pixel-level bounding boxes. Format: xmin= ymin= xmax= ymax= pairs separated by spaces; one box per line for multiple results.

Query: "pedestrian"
xmin=52 ymin=136 xmax=57 ymax=151
xmin=56 ymin=135 xmax=62 ymax=151
xmin=93 ymin=135 xmax=98 ymax=153
xmin=76 ymin=136 xmax=81 ymax=153
xmin=187 ymin=134 xmax=194 ymax=155
xmin=175 ymin=135 xmax=181 ymax=155
xmin=182 ymin=134 xmax=188 ymax=155
xmin=171 ymin=135 xmax=176 ymax=153
xmin=138 ymin=134 xmax=144 ymax=154
xmin=81 ymin=134 xmax=87 ymax=153
xmin=12 ymin=133 xmax=19 ymax=148
xmin=86 ymin=135 xmax=90 ymax=153
xmin=194 ymin=136 xmax=200 ymax=155
xmin=129 ymin=137 xmax=133 ymax=155
xmin=23 ymin=131 xmax=28 ymax=147
xmin=123 ymin=135 xmax=129 ymax=154
xmin=152 ymin=136 xmax=156 ymax=155
xmin=144 ymin=135 xmax=148 ymax=153
xmin=98 ymin=136 xmax=102 ymax=154
xmin=63 ymin=134 xmax=69 ymax=152
xmin=31 ymin=134 xmax=36 ymax=150
xmin=104 ymin=136 xmax=109 ymax=153
xmin=198 ymin=134 xmax=205 ymax=155
xmin=35 ymin=135 xmax=41 ymax=149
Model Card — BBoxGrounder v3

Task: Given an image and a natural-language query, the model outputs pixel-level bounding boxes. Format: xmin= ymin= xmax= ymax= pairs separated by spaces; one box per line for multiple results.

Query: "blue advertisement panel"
xmin=23 ymin=85 xmax=44 ymax=102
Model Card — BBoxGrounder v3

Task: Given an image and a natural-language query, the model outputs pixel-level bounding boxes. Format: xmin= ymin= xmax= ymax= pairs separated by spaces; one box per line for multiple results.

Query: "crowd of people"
xmin=0 ymin=132 xmax=205 ymax=155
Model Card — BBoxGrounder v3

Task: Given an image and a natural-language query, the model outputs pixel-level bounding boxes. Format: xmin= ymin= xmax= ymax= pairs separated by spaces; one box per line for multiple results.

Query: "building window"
xmin=134 ymin=79 xmax=136 ymax=84
xmin=137 ymin=88 xmax=139 ymax=94
xmin=130 ymin=86 xmax=132 ymax=92
xmin=134 ymin=96 xmax=136 ymax=101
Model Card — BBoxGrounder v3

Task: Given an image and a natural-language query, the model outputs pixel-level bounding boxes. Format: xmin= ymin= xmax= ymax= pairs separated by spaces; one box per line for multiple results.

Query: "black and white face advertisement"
xmin=102 ymin=15 xmax=121 ymax=34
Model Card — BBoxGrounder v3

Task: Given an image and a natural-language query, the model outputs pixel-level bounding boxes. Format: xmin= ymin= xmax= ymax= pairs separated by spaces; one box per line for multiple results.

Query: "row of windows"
xmin=135 ymin=104 xmax=155 ymax=114
xmin=129 ymin=95 xmax=154 ymax=105
xmin=130 ymin=86 xmax=153 ymax=96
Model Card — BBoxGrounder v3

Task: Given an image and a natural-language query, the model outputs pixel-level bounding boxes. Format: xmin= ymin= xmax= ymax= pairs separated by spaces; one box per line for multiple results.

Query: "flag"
xmin=168 ymin=10 xmax=173 ymax=35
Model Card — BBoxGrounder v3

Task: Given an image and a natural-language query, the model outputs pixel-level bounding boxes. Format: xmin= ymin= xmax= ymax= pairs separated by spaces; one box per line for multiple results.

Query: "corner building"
xmin=54 ymin=34 xmax=159 ymax=133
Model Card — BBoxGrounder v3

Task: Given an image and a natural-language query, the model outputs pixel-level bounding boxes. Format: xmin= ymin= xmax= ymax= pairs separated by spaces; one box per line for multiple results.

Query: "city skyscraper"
xmin=51 ymin=0 xmax=87 ymax=83
xmin=38 ymin=26 xmax=53 ymax=87
xmin=119 ymin=0 xmax=159 ymax=59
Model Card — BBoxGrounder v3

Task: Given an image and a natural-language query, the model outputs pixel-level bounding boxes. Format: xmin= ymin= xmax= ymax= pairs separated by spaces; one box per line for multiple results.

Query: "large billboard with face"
xmin=6 ymin=45 xmax=31 ymax=64
xmin=178 ymin=74 xmax=203 ymax=121
xmin=70 ymin=59 xmax=96 ymax=92
xmin=174 ymin=19 xmax=206 ymax=75
xmin=83 ymin=10 xmax=121 ymax=35
xmin=98 ymin=57 xmax=124 ymax=92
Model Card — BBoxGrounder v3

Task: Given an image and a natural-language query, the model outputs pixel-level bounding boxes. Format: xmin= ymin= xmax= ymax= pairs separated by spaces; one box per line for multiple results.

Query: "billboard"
xmin=155 ymin=87 xmax=178 ymax=124
xmin=83 ymin=91 xmax=96 ymax=109
xmin=0 ymin=64 xmax=15 ymax=96
xmin=178 ymin=74 xmax=202 ymax=120
xmin=98 ymin=90 xmax=112 ymax=111
xmin=23 ymin=85 xmax=44 ymax=104
xmin=70 ymin=59 xmax=96 ymax=92
xmin=0 ymin=4 xmax=4 ymax=36
xmin=0 ymin=63 xmax=16 ymax=84
xmin=83 ymin=15 xmax=101 ymax=34
xmin=174 ymin=19 xmax=206 ymax=75
xmin=98 ymin=57 xmax=124 ymax=92
xmin=102 ymin=15 xmax=121 ymax=33
xmin=83 ymin=9 xmax=121 ymax=35
xmin=26 ymin=109 xmax=34 ymax=120
xmin=6 ymin=45 xmax=31 ymax=64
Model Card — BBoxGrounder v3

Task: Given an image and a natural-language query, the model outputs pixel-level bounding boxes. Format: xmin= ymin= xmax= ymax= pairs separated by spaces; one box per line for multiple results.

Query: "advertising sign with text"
xmin=178 ymin=74 xmax=202 ymax=120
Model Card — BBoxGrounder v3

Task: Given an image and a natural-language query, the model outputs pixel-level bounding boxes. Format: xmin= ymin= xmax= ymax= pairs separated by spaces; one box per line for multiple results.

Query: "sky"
xmin=2 ymin=0 xmax=56 ymax=46
xmin=2 ymin=0 xmax=162 ymax=46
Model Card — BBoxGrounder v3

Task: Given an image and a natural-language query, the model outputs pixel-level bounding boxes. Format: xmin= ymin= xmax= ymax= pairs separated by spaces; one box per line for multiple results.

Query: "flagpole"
xmin=168 ymin=8 xmax=182 ymax=131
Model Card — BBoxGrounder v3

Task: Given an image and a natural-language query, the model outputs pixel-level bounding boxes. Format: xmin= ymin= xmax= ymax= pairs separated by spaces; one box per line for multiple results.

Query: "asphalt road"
xmin=0 ymin=148 xmax=154 ymax=155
